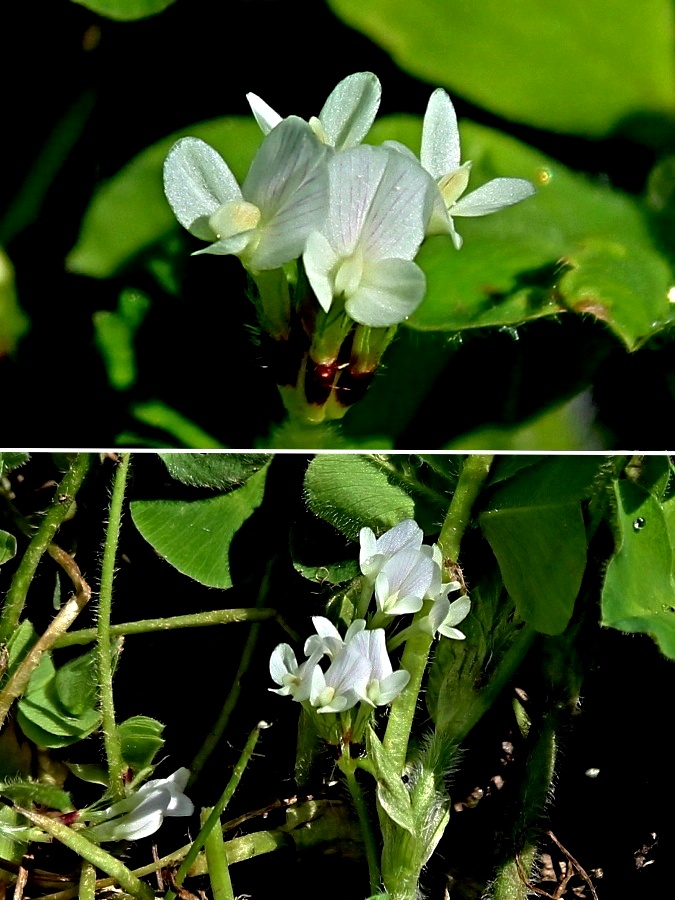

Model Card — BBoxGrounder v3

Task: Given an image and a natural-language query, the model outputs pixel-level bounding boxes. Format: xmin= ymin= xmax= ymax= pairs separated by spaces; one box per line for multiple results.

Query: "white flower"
xmin=374 ymin=546 xmax=436 ymax=616
xmin=247 ymin=72 xmax=381 ymax=151
xmin=304 ymin=616 xmax=366 ymax=659
xmin=86 ymin=769 xmax=193 ymax=842
xmin=303 ymin=144 xmax=432 ymax=327
xmin=352 ymin=628 xmax=410 ymax=706
xmin=360 ymin=519 xmax=424 ymax=581
xmin=417 ymin=88 xmax=536 ymax=249
xmin=309 ymin=633 xmax=373 ymax=713
xmin=269 ymin=642 xmax=319 ymax=701
xmin=419 ymin=593 xmax=471 ymax=640
xmin=163 ymin=117 xmax=328 ymax=270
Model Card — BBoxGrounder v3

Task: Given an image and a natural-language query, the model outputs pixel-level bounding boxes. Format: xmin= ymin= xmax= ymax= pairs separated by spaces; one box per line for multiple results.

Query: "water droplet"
xmin=633 ymin=517 xmax=646 ymax=531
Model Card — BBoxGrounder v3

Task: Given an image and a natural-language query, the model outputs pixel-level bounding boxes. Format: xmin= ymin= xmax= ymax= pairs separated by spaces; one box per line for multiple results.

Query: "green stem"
xmin=383 ymin=455 xmax=494 ymax=773
xmin=338 ymin=745 xmax=381 ymax=895
xmin=0 ymin=453 xmax=91 ymax=645
xmin=167 ymin=723 xmax=265 ymax=900
xmin=53 ymin=607 xmax=277 ymax=648
xmin=202 ymin=807 xmax=235 ymax=900
xmin=438 ymin=454 xmax=493 ymax=561
xmin=97 ymin=453 xmax=131 ymax=801
xmin=15 ymin=807 xmax=153 ymax=900
xmin=78 ymin=862 xmax=96 ymax=900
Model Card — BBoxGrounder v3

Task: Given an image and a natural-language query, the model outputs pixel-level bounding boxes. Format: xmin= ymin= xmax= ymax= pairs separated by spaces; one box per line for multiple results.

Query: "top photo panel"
xmin=4 ymin=0 xmax=675 ymax=450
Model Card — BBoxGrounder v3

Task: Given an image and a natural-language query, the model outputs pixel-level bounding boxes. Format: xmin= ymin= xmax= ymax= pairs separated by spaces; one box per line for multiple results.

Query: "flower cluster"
xmin=359 ymin=519 xmax=471 ymax=638
xmin=85 ymin=768 xmax=193 ymax=842
xmin=270 ymin=616 xmax=409 ymax=715
xmin=164 ymin=74 xmax=535 ymax=421
xmin=269 ymin=519 xmax=470 ymax=742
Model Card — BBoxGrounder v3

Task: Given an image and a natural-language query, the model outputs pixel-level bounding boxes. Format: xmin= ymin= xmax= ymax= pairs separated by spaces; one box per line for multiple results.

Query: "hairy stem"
xmin=338 ymin=744 xmax=381 ymax=895
xmin=97 ymin=453 xmax=131 ymax=801
xmin=0 ymin=453 xmax=91 ymax=645
xmin=383 ymin=455 xmax=494 ymax=773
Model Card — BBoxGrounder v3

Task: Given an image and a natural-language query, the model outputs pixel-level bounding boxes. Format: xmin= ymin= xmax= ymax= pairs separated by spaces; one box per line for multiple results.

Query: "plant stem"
xmin=166 ymin=722 xmax=266 ymax=900
xmin=202 ymin=807 xmax=235 ymax=900
xmin=15 ymin=807 xmax=154 ymax=900
xmin=438 ymin=454 xmax=493 ymax=561
xmin=53 ymin=607 xmax=278 ymax=648
xmin=383 ymin=455 xmax=494 ymax=773
xmin=97 ymin=453 xmax=130 ymax=801
xmin=0 ymin=453 xmax=91 ymax=645
xmin=78 ymin=862 xmax=96 ymax=900
xmin=338 ymin=744 xmax=381 ymax=895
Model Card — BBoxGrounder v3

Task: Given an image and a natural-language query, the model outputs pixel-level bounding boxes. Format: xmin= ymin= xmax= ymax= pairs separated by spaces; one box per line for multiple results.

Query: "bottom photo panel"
xmin=0 ymin=451 xmax=670 ymax=900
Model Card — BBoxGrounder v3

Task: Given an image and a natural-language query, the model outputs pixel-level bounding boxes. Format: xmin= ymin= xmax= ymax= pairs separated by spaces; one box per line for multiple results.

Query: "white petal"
xmin=362 ymin=629 xmax=392 ymax=681
xmin=246 ymin=92 xmax=283 ymax=135
xmin=346 ymin=257 xmax=426 ymax=327
xmin=243 ymin=117 xmax=329 ymax=269
xmin=304 ymin=230 xmax=339 ymax=312
xmin=319 ymin=72 xmax=382 ymax=150
xmin=438 ymin=626 xmax=466 ymax=640
xmin=443 ymin=594 xmax=471 ymax=626
xmin=375 ymin=669 xmax=410 ymax=705
xmin=451 ymin=177 xmax=536 ymax=217
xmin=359 ymin=148 xmax=431 ymax=260
xmin=269 ymin=643 xmax=297 ymax=684
xmin=377 ymin=519 xmax=424 ymax=555
xmin=382 ymin=139 xmax=419 ymax=162
xmin=163 ymin=138 xmax=241 ymax=240
xmin=420 ymin=88 xmax=461 ymax=180
xmin=192 ymin=231 xmax=254 ymax=258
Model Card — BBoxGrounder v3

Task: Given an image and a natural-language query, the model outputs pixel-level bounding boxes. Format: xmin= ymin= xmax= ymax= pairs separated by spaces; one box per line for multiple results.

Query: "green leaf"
xmin=67 ymin=119 xmax=263 ymax=278
xmin=54 ymin=649 xmax=98 ymax=717
xmin=70 ymin=0 xmax=177 ymax=22
xmin=479 ymin=457 xmax=598 ymax=634
xmin=328 ymin=0 xmax=675 ymax=139
xmin=130 ymin=465 xmax=269 ymax=587
xmin=16 ymin=652 xmax=101 ymax=748
xmin=128 ymin=400 xmax=225 ymax=449
xmin=0 ymin=248 xmax=30 ymax=357
xmin=366 ymin=117 xmax=675 ymax=351
xmin=367 ymin=727 xmax=414 ymax=833
xmin=0 ymin=779 xmax=72 ymax=812
xmin=0 ymin=531 xmax=16 ymax=566
xmin=159 ymin=452 xmax=270 ymax=490
xmin=601 ymin=479 xmax=675 ymax=657
xmin=119 ymin=716 xmax=165 ymax=773
xmin=93 ymin=289 xmax=151 ymax=391
xmin=292 ymin=558 xmax=360 ymax=585
xmin=557 ymin=240 xmax=674 ymax=350
xmin=0 ymin=452 xmax=29 ymax=479
xmin=4 ymin=620 xmax=38 ymax=679
xmin=446 ymin=391 xmax=608 ymax=451
xmin=303 ymin=455 xmax=415 ymax=542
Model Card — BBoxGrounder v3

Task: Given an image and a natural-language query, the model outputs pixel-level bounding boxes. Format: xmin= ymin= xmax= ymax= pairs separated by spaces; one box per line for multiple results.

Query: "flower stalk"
xmin=97 ymin=453 xmax=131 ymax=801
